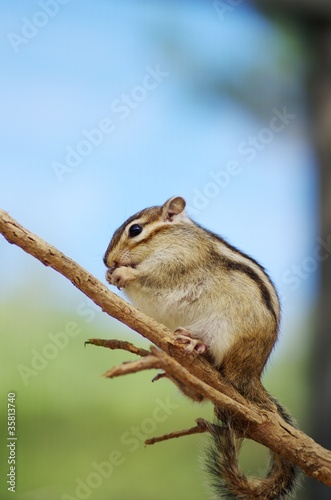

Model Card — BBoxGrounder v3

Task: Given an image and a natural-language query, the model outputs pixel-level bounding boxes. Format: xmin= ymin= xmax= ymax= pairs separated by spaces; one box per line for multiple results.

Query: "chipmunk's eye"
xmin=128 ymin=224 xmax=143 ymax=238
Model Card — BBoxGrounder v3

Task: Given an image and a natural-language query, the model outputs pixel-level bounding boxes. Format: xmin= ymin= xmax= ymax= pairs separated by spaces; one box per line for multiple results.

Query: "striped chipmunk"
xmin=103 ymin=196 xmax=302 ymax=500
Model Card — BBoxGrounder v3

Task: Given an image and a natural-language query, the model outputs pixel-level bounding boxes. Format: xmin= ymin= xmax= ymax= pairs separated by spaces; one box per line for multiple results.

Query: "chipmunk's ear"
xmin=162 ymin=196 xmax=186 ymax=222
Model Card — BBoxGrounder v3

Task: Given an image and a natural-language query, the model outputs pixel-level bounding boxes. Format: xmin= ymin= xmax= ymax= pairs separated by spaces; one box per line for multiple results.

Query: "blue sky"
xmin=0 ymin=0 xmax=318 ymax=355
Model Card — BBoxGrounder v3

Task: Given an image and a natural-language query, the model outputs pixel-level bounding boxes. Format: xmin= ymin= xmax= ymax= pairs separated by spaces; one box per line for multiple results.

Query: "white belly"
xmin=124 ymin=284 xmax=236 ymax=366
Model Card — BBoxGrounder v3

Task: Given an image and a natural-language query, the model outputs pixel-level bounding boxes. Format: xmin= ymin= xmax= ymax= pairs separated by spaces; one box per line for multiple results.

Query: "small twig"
xmin=103 ymin=354 xmax=162 ymax=378
xmin=151 ymin=372 xmax=167 ymax=382
xmin=85 ymin=338 xmax=150 ymax=357
xmin=145 ymin=418 xmax=209 ymax=445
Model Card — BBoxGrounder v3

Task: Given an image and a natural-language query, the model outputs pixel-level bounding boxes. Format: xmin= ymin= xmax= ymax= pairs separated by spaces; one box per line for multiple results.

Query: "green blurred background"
xmin=1 ymin=1 xmax=330 ymax=499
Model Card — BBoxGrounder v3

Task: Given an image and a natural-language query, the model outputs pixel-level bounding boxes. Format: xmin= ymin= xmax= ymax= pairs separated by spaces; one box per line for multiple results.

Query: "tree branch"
xmin=1 ymin=208 xmax=331 ymax=487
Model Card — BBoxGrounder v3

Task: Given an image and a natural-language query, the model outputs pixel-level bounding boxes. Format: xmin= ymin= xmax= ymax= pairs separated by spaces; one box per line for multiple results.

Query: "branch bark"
xmin=1 ymin=208 xmax=331 ymax=487
xmin=145 ymin=417 xmax=209 ymax=445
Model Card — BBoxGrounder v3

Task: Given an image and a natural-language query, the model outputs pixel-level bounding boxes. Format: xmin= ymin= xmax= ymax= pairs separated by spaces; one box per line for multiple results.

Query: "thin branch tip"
xmin=145 ymin=418 xmax=210 ymax=446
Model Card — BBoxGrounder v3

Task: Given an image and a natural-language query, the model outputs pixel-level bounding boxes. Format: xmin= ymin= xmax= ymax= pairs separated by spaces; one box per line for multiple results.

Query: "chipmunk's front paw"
xmin=110 ymin=266 xmax=136 ymax=290
xmin=173 ymin=328 xmax=207 ymax=354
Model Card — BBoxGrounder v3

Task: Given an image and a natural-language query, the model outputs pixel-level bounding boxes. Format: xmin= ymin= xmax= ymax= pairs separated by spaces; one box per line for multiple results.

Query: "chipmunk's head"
xmin=103 ymin=196 xmax=189 ymax=274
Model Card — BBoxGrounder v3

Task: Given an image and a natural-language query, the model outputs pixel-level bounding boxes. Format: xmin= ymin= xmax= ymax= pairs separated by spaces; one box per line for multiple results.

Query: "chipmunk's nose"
xmin=103 ymin=253 xmax=116 ymax=267
xmin=103 ymin=252 xmax=119 ymax=269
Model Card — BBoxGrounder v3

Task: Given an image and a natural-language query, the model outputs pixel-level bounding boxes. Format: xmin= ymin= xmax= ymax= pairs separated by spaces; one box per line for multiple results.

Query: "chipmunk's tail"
xmin=205 ymin=399 xmax=303 ymax=499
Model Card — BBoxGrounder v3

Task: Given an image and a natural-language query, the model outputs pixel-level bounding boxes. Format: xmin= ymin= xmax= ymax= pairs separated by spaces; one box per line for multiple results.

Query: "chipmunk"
xmin=103 ymin=196 xmax=302 ymax=499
